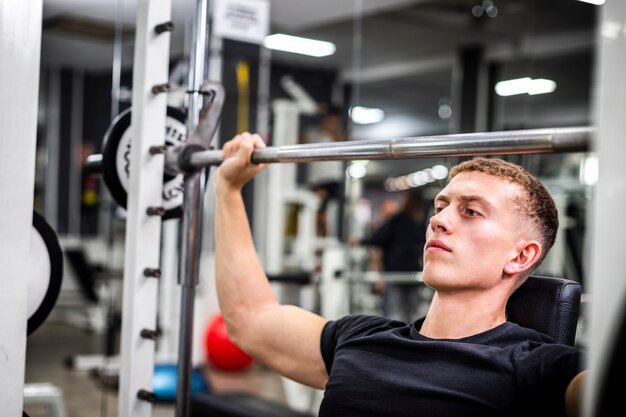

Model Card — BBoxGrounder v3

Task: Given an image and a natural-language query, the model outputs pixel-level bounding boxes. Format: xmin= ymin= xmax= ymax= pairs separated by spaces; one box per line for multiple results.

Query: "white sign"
xmin=214 ymin=0 xmax=270 ymax=44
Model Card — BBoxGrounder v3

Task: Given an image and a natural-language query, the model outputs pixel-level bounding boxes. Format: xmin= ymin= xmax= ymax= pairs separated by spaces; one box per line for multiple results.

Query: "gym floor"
xmin=24 ymin=319 xmax=289 ymax=417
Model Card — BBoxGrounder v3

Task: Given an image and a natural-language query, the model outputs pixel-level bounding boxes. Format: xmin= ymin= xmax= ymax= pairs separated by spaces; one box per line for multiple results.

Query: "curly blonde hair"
xmin=449 ymin=158 xmax=558 ymax=267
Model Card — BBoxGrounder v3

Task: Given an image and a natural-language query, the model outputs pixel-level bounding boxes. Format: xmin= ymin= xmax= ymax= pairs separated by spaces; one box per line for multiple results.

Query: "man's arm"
xmin=565 ymin=370 xmax=586 ymax=417
xmin=213 ymin=132 xmax=329 ymax=389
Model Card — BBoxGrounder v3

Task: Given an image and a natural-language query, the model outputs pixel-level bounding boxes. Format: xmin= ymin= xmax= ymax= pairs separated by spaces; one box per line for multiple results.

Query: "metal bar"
xmin=351 ymin=271 xmax=424 ymax=285
xmin=175 ymin=0 xmax=209 ymax=416
xmin=188 ymin=126 xmax=592 ymax=167
xmin=83 ymin=126 xmax=592 ymax=175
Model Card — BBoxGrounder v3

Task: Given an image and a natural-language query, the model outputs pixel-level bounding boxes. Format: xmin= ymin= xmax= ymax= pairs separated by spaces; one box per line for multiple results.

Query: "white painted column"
xmin=117 ymin=0 xmax=172 ymax=416
xmin=0 ymin=1 xmax=42 ymax=415
xmin=264 ymin=99 xmax=300 ymax=274
xmin=586 ymin=1 xmax=626 ymax=416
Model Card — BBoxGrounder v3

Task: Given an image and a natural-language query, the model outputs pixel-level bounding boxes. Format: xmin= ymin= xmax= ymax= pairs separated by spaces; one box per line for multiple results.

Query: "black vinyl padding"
xmin=506 ymin=274 xmax=581 ymax=346
xmin=191 ymin=392 xmax=314 ymax=417
xmin=266 ymin=272 xmax=312 ymax=285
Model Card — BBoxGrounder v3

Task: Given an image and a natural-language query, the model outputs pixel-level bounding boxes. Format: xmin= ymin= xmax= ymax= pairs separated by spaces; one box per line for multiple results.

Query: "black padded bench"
xmin=191 ymin=391 xmax=314 ymax=417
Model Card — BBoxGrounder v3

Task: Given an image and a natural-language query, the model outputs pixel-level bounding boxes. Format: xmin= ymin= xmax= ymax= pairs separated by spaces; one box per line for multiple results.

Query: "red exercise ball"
xmin=204 ymin=314 xmax=254 ymax=371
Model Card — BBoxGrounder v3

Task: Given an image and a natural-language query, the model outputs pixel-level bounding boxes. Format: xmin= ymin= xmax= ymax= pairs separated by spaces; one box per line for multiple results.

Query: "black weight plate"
xmin=28 ymin=210 xmax=63 ymax=336
xmin=101 ymin=106 xmax=187 ymax=220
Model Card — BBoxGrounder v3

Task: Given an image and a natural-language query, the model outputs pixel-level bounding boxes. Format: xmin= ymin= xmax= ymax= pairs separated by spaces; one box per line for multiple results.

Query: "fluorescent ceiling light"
xmin=527 ymin=78 xmax=557 ymax=95
xmin=349 ymin=106 xmax=385 ymax=124
xmin=263 ymin=34 xmax=336 ymax=57
xmin=495 ymin=77 xmax=557 ymax=97
xmin=576 ymin=0 xmax=604 ymax=5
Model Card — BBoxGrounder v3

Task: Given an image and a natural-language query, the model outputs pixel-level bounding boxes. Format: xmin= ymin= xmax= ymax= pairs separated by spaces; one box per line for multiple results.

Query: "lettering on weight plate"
xmin=165 ymin=121 xmax=186 ymax=146
xmin=162 ymin=178 xmax=184 ymax=209
xmin=123 ymin=141 xmax=131 ymax=176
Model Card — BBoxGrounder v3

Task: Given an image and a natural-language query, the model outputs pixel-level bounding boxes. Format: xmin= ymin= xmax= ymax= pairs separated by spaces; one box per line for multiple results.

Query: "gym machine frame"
xmin=117 ymin=61 xmax=592 ymax=417
xmin=120 ymin=4 xmax=592 ymax=417
xmin=115 ymin=0 xmax=220 ymax=417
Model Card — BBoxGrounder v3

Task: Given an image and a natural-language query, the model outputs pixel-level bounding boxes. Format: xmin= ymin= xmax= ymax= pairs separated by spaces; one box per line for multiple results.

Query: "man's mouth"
xmin=426 ymin=239 xmax=451 ymax=252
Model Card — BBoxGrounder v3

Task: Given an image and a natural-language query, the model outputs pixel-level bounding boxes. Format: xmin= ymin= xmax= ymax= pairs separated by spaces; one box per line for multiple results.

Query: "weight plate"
xmin=28 ymin=210 xmax=63 ymax=336
xmin=101 ymin=106 xmax=187 ymax=220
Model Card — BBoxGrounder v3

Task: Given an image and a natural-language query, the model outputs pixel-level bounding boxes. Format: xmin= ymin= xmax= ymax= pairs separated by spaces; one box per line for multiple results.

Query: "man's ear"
xmin=503 ymin=241 xmax=542 ymax=275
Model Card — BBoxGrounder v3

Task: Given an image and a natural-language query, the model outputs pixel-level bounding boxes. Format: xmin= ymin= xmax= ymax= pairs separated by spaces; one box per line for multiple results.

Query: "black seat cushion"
xmin=191 ymin=391 xmax=314 ymax=417
xmin=506 ymin=275 xmax=581 ymax=346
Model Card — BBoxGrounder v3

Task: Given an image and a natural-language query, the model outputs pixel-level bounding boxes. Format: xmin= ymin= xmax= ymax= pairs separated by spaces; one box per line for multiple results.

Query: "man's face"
xmin=422 ymin=171 xmax=527 ymax=291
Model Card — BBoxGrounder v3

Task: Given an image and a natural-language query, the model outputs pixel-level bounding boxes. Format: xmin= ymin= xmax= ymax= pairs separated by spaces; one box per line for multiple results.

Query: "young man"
xmin=213 ymin=132 xmax=586 ymax=417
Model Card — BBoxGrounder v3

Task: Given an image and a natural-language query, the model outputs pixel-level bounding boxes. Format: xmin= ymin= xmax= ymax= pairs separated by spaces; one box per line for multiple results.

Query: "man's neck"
xmin=419 ymin=290 xmax=508 ymax=339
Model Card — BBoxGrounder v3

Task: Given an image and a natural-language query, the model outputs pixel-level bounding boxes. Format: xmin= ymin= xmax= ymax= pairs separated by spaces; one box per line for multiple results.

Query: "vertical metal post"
xmin=0 ymin=1 xmax=42 ymax=414
xmin=176 ymin=173 xmax=206 ymax=417
xmin=176 ymin=1 xmax=210 ymax=416
xmin=117 ymin=0 xmax=172 ymax=416
xmin=185 ymin=0 xmax=208 ymax=134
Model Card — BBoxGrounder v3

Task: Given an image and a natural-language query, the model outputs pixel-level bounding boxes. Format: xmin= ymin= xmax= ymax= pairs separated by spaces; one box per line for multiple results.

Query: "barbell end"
xmin=178 ymin=143 xmax=209 ymax=174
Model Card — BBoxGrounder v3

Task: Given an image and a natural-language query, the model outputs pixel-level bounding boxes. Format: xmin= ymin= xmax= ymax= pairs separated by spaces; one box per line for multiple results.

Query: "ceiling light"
xmin=385 ymin=163 xmax=448 ymax=192
xmin=349 ymin=106 xmax=385 ymax=124
xmin=347 ymin=163 xmax=368 ymax=180
xmin=576 ymin=0 xmax=605 ymax=5
xmin=438 ymin=104 xmax=452 ymax=120
xmin=430 ymin=165 xmax=449 ymax=180
xmin=527 ymin=79 xmax=557 ymax=95
xmin=263 ymin=33 xmax=336 ymax=57
xmin=495 ymin=77 xmax=557 ymax=97
xmin=580 ymin=155 xmax=598 ymax=186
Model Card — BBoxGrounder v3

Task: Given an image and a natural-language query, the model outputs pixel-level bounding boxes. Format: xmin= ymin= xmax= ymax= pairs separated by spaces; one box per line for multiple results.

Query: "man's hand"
xmin=214 ymin=132 xmax=268 ymax=192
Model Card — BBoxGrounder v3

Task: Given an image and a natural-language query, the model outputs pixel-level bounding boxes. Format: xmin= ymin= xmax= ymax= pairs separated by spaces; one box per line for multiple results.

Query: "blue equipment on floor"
xmin=153 ymin=363 xmax=211 ymax=402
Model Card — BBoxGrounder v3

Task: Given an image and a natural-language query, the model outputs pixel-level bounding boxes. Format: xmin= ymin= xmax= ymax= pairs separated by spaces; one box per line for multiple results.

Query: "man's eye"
xmin=435 ymin=206 xmax=444 ymax=213
xmin=465 ymin=208 xmax=480 ymax=217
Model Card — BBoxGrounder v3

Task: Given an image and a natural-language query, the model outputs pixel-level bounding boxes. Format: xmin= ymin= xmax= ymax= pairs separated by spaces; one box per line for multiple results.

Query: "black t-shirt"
xmin=364 ymin=212 xmax=426 ymax=272
xmin=319 ymin=315 xmax=584 ymax=417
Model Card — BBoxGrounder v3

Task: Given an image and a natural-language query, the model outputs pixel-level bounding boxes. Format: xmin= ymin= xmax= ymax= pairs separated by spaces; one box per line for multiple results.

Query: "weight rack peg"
xmin=146 ymin=206 xmax=166 ymax=216
xmin=143 ymin=267 xmax=161 ymax=278
xmin=154 ymin=21 xmax=174 ymax=34
xmin=151 ymin=83 xmax=170 ymax=94
xmin=137 ymin=389 xmax=157 ymax=403
xmin=149 ymin=145 xmax=168 ymax=155
xmin=140 ymin=329 xmax=160 ymax=341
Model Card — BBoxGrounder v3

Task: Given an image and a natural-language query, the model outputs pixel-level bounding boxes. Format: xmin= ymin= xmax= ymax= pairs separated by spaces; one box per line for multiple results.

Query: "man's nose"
xmin=429 ymin=209 xmax=450 ymax=233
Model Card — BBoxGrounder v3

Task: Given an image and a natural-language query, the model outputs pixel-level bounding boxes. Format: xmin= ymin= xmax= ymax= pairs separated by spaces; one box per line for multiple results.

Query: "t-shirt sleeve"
xmin=514 ymin=342 xmax=586 ymax=415
xmin=320 ymin=315 xmax=395 ymax=374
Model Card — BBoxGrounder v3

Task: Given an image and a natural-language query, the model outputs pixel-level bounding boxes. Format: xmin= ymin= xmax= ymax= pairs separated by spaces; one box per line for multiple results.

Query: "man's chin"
xmin=421 ymin=266 xmax=447 ymax=287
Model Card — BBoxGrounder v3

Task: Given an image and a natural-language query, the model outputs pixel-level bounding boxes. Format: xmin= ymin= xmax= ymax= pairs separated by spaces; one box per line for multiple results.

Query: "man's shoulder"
xmin=324 ymin=314 xmax=404 ymax=340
